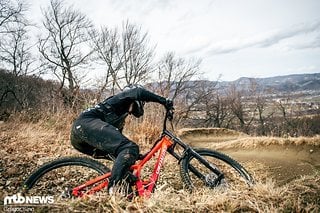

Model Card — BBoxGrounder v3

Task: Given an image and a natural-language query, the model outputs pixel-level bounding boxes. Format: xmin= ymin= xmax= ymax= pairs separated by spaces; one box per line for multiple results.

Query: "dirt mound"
xmin=177 ymin=129 xmax=320 ymax=186
xmin=177 ymin=127 xmax=247 ymax=144
xmin=225 ymin=144 xmax=320 ymax=185
xmin=210 ymin=136 xmax=320 ymax=150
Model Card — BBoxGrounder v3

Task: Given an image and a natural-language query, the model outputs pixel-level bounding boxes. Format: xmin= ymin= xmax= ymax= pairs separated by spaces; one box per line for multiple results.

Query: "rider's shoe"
xmin=108 ymin=186 xmax=114 ymax=196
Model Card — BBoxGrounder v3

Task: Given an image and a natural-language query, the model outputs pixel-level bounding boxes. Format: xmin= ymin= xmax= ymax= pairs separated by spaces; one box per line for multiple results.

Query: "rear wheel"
xmin=23 ymin=156 xmax=110 ymax=198
xmin=180 ymin=148 xmax=253 ymax=191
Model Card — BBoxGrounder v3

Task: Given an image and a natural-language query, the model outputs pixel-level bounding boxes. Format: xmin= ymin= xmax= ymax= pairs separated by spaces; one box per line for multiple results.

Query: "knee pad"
xmin=116 ymin=141 xmax=139 ymax=159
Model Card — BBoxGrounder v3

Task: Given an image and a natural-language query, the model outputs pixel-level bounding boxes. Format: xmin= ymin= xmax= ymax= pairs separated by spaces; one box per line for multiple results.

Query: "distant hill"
xmin=148 ymin=73 xmax=320 ymax=95
xmin=222 ymin=73 xmax=320 ymax=92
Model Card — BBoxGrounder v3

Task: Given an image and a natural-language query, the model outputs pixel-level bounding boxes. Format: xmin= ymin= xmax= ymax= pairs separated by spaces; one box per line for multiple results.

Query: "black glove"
xmin=165 ymin=99 xmax=174 ymax=110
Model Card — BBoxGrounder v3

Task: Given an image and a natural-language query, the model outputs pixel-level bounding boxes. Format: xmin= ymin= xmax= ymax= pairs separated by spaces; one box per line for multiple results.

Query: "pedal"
xmin=60 ymin=187 xmax=72 ymax=199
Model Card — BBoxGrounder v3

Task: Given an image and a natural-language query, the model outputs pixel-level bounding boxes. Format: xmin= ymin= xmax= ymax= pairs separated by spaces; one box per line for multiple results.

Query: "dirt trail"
xmin=223 ymin=145 xmax=320 ymax=185
xmin=179 ymin=129 xmax=320 ymax=185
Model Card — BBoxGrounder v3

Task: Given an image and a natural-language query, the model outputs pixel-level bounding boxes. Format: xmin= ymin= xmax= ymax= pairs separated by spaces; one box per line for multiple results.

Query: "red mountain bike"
xmin=23 ymin=109 xmax=253 ymax=198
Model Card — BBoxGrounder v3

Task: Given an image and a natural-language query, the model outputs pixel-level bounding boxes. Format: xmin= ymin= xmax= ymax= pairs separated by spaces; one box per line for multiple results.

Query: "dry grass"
xmin=1 ymin=115 xmax=320 ymax=212
xmin=19 ymin=171 xmax=319 ymax=212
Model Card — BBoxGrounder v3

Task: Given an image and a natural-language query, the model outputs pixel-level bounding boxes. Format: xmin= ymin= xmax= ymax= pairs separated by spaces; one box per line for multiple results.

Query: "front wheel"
xmin=180 ymin=148 xmax=253 ymax=191
xmin=23 ymin=156 xmax=110 ymax=198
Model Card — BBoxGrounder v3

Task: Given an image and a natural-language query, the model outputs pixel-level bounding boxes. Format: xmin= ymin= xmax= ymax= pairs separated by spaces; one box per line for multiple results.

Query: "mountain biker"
xmin=70 ymin=84 xmax=173 ymax=192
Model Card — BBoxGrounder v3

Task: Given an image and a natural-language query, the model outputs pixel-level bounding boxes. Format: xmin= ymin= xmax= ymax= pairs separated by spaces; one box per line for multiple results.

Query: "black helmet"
xmin=131 ymin=100 xmax=145 ymax=117
xmin=123 ymin=84 xmax=145 ymax=118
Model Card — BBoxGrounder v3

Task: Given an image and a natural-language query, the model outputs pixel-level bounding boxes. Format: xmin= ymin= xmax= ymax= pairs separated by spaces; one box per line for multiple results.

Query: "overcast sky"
xmin=28 ymin=0 xmax=320 ymax=81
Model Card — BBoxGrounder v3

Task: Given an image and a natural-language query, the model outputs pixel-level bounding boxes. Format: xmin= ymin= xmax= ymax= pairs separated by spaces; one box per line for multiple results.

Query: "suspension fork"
xmin=185 ymin=149 xmax=224 ymax=182
xmin=166 ymin=134 xmax=224 ymax=181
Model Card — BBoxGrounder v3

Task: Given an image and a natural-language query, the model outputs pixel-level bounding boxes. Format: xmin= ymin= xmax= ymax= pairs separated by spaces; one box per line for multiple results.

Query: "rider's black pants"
xmin=70 ymin=115 xmax=139 ymax=186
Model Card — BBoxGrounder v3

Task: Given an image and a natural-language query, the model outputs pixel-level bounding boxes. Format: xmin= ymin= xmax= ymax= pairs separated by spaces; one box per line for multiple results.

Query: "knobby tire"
xmin=23 ymin=156 xmax=110 ymax=194
xmin=180 ymin=148 xmax=253 ymax=191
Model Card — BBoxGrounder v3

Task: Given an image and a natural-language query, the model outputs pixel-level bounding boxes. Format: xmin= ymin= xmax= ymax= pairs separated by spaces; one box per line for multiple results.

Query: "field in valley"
xmin=0 ymin=118 xmax=319 ymax=212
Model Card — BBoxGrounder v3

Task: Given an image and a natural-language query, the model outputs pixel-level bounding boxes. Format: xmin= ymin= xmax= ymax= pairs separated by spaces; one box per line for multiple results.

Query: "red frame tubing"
xmin=71 ymin=136 xmax=173 ymax=198
xmin=72 ymin=172 xmax=111 ymax=197
xmin=133 ymin=136 xmax=173 ymax=197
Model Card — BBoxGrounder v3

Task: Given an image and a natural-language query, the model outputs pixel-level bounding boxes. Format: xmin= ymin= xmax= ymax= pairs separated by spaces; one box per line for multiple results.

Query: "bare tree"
xmin=152 ymin=52 xmax=201 ymax=126
xmin=0 ymin=0 xmax=33 ymax=76
xmin=38 ymin=0 xmax=93 ymax=107
xmin=90 ymin=27 xmax=120 ymax=99
xmin=0 ymin=0 xmax=40 ymax=115
xmin=0 ymin=0 xmax=25 ymax=34
xmin=91 ymin=21 xmax=154 ymax=97
xmin=120 ymin=21 xmax=154 ymax=87
xmin=156 ymin=52 xmax=201 ymax=99
xmin=255 ymin=94 xmax=270 ymax=135
xmin=274 ymin=96 xmax=296 ymax=135
xmin=247 ymin=79 xmax=276 ymax=135
xmin=226 ymin=83 xmax=256 ymax=133
xmin=205 ymin=89 xmax=233 ymax=128
xmin=178 ymin=79 xmax=234 ymax=128
xmin=0 ymin=22 xmax=34 ymax=76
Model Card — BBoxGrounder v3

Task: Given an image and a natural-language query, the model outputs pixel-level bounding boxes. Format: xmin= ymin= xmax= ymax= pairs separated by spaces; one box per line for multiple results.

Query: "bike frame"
xmin=72 ymin=132 xmax=174 ymax=198
xmin=71 ymin=110 xmax=223 ymax=198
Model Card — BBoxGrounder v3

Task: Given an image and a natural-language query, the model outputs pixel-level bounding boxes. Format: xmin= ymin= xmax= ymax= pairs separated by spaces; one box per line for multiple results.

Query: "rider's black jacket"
xmin=79 ymin=87 xmax=166 ymax=131
xmin=71 ymin=87 xmax=168 ymax=185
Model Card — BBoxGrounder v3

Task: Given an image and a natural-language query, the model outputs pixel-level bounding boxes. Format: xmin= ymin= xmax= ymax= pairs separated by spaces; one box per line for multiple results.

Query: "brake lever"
xmin=168 ymin=109 xmax=174 ymax=131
